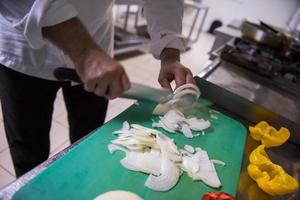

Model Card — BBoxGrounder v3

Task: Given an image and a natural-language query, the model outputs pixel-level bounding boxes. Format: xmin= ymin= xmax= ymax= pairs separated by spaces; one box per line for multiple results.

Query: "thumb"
xmin=121 ymin=73 xmax=131 ymax=90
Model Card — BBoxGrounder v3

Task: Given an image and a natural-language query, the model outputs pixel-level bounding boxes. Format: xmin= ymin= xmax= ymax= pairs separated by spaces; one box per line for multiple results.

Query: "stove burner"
xmin=221 ymin=38 xmax=300 ymax=85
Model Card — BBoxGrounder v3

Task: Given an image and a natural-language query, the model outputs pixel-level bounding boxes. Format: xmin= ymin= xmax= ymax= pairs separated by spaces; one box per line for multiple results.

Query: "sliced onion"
xmin=211 ymin=159 xmax=226 ymax=166
xmin=155 ymin=120 xmax=176 ymax=133
xmin=195 ymin=147 xmax=202 ymax=152
xmin=120 ymin=157 xmax=140 ymax=172
xmin=209 ymin=109 xmax=220 ymax=114
xmin=174 ymin=83 xmax=200 ymax=96
xmin=184 ymin=145 xmax=195 ymax=153
xmin=152 ymin=121 xmax=175 ymax=134
xmin=131 ymin=124 xmax=161 ymax=134
xmin=159 ymin=117 xmax=178 ymax=132
xmin=156 ymin=133 xmax=181 ymax=162
xmin=173 ymin=89 xmax=200 ymax=100
xmin=187 ymin=118 xmax=210 ymax=131
xmin=111 ymin=138 xmax=140 ymax=146
xmin=121 ymin=121 xmax=130 ymax=131
xmin=189 ymin=150 xmax=222 ymax=188
xmin=94 ymin=190 xmax=142 ymax=200
xmin=152 ymin=122 xmax=161 ymax=128
xmin=153 ymin=84 xmax=201 ymax=115
xmin=172 ymin=87 xmax=200 ymax=107
xmin=181 ymin=156 xmax=199 ymax=173
xmin=181 ymin=124 xmax=194 ymax=138
xmin=113 ymin=130 xmax=132 ymax=135
xmin=152 ymin=109 xmax=210 ymax=138
xmin=108 ymin=144 xmax=128 ymax=154
xmin=121 ymin=151 xmax=162 ymax=175
xmin=163 ymin=110 xmax=185 ymax=124
xmin=210 ymin=114 xmax=218 ymax=120
xmin=152 ymin=104 xmax=173 ymax=115
xmin=179 ymin=149 xmax=193 ymax=157
xmin=157 ymin=133 xmax=179 ymax=155
xmin=145 ymin=156 xmax=180 ymax=191
xmin=131 ymin=130 xmax=153 ymax=137
xmin=109 ymin=122 xmax=224 ymax=192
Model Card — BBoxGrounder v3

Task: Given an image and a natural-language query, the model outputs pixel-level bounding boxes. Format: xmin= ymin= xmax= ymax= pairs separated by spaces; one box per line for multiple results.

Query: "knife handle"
xmin=54 ymin=68 xmax=82 ymax=83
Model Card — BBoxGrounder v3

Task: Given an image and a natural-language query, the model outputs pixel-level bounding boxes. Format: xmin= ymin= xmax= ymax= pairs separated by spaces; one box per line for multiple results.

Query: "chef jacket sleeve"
xmin=143 ymin=0 xmax=186 ymax=59
xmin=0 ymin=0 xmax=78 ymax=49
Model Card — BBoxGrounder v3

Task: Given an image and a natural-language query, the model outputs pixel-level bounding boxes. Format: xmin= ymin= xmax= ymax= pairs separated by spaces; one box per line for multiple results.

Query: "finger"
xmin=186 ymin=71 xmax=196 ymax=84
xmin=94 ymin=84 xmax=107 ymax=97
xmin=94 ymin=79 xmax=109 ymax=96
xmin=174 ymin=68 xmax=187 ymax=88
xmin=121 ymin=73 xmax=131 ymax=91
xmin=158 ymin=77 xmax=172 ymax=91
xmin=84 ymin=80 xmax=97 ymax=92
xmin=106 ymin=75 xmax=124 ymax=99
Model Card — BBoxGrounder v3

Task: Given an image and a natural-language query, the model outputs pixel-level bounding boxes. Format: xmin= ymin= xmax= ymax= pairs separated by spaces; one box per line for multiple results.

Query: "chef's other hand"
xmin=75 ymin=47 xmax=130 ymax=99
xmin=159 ymin=48 xmax=196 ymax=90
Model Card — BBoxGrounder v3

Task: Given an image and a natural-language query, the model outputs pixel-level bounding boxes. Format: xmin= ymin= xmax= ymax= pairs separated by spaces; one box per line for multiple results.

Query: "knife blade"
xmin=54 ymin=67 xmax=173 ymax=103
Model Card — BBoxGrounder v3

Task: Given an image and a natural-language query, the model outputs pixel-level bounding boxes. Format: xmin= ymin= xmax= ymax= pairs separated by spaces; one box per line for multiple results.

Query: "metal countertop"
xmin=196 ymin=60 xmax=300 ymax=200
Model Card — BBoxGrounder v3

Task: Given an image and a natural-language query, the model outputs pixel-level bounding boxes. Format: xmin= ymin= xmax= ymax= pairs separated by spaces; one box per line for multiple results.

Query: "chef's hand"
xmin=42 ymin=18 xmax=130 ymax=99
xmin=159 ymin=48 xmax=196 ymax=90
xmin=75 ymin=47 xmax=130 ymax=99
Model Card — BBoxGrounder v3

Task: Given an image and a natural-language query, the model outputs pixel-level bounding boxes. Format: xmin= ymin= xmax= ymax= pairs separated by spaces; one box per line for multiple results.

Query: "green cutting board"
xmin=13 ymin=102 xmax=247 ymax=200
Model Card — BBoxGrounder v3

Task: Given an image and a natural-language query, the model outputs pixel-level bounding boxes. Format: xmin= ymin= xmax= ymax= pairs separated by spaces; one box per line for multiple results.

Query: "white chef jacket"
xmin=0 ymin=0 xmax=185 ymax=81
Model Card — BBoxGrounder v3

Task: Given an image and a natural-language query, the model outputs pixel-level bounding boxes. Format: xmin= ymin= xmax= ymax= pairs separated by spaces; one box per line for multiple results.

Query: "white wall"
xmin=186 ymin=0 xmax=300 ymax=31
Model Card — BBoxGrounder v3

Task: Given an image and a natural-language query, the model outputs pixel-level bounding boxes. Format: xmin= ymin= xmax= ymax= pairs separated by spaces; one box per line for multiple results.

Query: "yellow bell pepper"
xmin=248 ymin=145 xmax=299 ymax=196
xmin=249 ymin=121 xmax=290 ymax=148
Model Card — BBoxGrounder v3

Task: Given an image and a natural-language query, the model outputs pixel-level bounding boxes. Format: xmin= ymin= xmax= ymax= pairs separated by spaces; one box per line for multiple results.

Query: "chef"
xmin=0 ymin=0 xmax=195 ymax=177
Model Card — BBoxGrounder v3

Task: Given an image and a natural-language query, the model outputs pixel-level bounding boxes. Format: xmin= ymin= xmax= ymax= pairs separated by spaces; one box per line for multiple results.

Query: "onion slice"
xmin=145 ymin=156 xmax=180 ymax=191
xmin=211 ymin=159 xmax=226 ymax=166
xmin=181 ymin=124 xmax=194 ymax=138
xmin=181 ymin=156 xmax=199 ymax=173
xmin=121 ymin=121 xmax=130 ymax=131
xmin=152 ymin=83 xmax=201 ymax=115
xmin=121 ymin=150 xmax=162 ymax=175
xmin=173 ymin=83 xmax=200 ymax=96
xmin=152 ymin=109 xmax=210 ymax=138
xmin=184 ymin=145 xmax=195 ymax=154
xmin=108 ymin=144 xmax=128 ymax=154
xmin=189 ymin=150 xmax=222 ymax=188
xmin=187 ymin=118 xmax=210 ymax=131
xmin=156 ymin=133 xmax=181 ymax=162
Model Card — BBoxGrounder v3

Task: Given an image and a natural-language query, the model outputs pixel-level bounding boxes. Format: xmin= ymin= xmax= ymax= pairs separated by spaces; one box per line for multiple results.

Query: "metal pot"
xmin=241 ymin=21 xmax=284 ymax=48
xmin=286 ymin=42 xmax=300 ymax=61
xmin=260 ymin=20 xmax=297 ymax=45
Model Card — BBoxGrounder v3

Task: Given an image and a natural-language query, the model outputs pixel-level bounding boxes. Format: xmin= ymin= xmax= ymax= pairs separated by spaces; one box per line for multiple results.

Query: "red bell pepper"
xmin=202 ymin=192 xmax=236 ymax=200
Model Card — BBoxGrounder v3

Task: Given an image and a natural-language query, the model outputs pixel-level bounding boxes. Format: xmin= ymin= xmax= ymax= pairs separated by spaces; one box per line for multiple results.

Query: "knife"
xmin=54 ymin=67 xmax=173 ymax=103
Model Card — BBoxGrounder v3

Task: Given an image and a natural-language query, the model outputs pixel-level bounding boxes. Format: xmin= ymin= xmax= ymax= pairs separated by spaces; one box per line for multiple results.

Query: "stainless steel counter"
xmin=196 ymin=60 xmax=300 ymax=200
xmin=198 ymin=59 xmax=300 ymax=146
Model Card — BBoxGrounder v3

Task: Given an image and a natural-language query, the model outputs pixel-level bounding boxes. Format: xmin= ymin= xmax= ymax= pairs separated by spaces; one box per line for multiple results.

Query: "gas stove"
xmin=202 ymin=37 xmax=300 ymax=144
xmin=220 ymin=38 xmax=300 ymax=90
